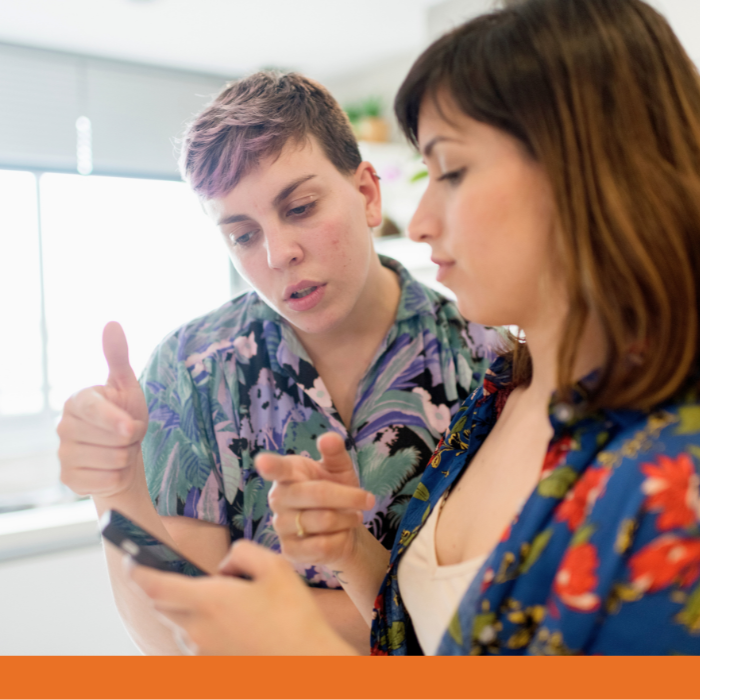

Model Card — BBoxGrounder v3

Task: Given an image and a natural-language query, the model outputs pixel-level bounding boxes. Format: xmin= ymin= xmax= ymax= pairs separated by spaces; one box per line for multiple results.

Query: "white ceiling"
xmin=0 ymin=0 xmax=441 ymax=80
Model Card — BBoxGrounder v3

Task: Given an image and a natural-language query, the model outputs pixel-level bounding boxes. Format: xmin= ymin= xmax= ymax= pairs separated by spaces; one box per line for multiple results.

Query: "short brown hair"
xmin=395 ymin=0 xmax=699 ymax=410
xmin=181 ymin=71 xmax=362 ymax=199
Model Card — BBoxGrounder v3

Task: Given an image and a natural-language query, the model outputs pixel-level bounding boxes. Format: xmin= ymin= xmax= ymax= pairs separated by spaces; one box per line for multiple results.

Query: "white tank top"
xmin=398 ymin=493 xmax=490 ymax=655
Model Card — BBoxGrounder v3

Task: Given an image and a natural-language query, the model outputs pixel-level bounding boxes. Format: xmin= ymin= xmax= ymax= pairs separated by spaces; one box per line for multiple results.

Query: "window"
xmin=0 ymin=169 xmax=233 ymax=513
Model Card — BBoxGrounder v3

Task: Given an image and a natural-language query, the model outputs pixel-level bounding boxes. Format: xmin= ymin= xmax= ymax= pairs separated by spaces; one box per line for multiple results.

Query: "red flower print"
xmin=540 ymin=436 xmax=574 ymax=480
xmin=493 ymin=385 xmax=513 ymax=415
xmin=370 ymin=648 xmax=388 ymax=656
xmin=553 ymin=543 xmax=601 ymax=612
xmin=555 ymin=466 xmax=610 ymax=531
xmin=641 ymin=453 xmax=699 ymax=531
xmin=373 ymin=594 xmax=385 ymax=614
xmin=427 ymin=438 xmax=445 ymax=468
xmin=483 ymin=375 xmax=499 ymax=395
xmin=628 ymin=534 xmax=700 ymax=593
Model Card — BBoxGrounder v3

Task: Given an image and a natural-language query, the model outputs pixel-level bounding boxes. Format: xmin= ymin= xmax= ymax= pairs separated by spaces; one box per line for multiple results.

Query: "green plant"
xmin=344 ymin=96 xmax=383 ymax=123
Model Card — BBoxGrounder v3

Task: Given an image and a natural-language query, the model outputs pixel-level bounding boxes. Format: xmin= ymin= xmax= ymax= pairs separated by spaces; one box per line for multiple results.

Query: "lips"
xmin=283 ymin=280 xmax=327 ymax=312
xmin=430 ymin=256 xmax=455 ymax=283
xmin=283 ymin=280 xmax=324 ymax=301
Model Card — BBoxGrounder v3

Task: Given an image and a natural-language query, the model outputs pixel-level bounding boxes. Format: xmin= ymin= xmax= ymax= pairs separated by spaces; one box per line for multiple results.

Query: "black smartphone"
xmin=99 ymin=509 xmax=208 ymax=577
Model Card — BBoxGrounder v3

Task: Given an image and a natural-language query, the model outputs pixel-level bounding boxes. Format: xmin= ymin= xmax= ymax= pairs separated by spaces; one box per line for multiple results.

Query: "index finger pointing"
xmin=274 ymin=480 xmax=375 ymax=512
xmin=254 ymin=452 xmax=320 ymax=484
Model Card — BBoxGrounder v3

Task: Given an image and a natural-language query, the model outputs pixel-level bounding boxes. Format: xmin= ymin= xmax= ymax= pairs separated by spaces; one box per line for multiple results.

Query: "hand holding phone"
xmin=100 ymin=509 xmax=209 ymax=577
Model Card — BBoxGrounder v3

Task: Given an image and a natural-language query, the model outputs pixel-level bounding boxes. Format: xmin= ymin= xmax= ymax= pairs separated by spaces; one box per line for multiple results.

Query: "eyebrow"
xmin=218 ymin=213 xmax=251 ymax=226
xmin=422 ymin=135 xmax=461 ymax=158
xmin=217 ymin=174 xmax=318 ymax=226
xmin=273 ymin=174 xmax=317 ymax=208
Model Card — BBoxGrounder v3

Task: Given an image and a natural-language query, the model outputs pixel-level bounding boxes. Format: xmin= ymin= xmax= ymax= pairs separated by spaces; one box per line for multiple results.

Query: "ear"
xmin=354 ymin=161 xmax=382 ymax=228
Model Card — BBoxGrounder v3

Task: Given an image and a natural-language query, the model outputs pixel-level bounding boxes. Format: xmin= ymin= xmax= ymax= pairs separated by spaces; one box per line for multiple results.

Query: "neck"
xmin=522 ymin=304 xmax=607 ymax=407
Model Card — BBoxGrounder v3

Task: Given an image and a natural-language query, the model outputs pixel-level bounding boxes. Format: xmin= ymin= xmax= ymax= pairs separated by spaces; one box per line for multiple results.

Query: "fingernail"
xmin=118 ymin=422 xmax=131 ymax=437
xmin=365 ymin=492 xmax=375 ymax=509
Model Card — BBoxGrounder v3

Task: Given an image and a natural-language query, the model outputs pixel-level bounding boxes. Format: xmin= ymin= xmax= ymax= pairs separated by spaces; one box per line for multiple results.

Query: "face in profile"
xmin=205 ymin=137 xmax=382 ymax=336
xmin=409 ymin=95 xmax=564 ymax=330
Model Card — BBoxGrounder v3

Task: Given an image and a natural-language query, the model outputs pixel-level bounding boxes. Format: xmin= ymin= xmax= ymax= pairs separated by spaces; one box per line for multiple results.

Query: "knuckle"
xmin=321 ymin=510 xmax=337 ymax=531
xmin=267 ymin=486 xmax=279 ymax=510
xmin=117 ymin=446 xmax=132 ymax=468
xmin=81 ymin=399 xmax=97 ymax=422
xmin=111 ymin=446 xmax=130 ymax=468
xmin=57 ymin=442 xmax=69 ymax=462
xmin=308 ymin=481 xmax=326 ymax=501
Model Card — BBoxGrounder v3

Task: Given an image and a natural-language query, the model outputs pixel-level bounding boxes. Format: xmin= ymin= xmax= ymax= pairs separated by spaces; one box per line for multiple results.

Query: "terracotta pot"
xmin=357 ymin=117 xmax=389 ymax=143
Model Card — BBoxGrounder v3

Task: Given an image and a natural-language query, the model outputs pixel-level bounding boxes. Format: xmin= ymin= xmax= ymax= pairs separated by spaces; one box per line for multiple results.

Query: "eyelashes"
xmin=231 ymin=230 xmax=258 ymax=247
xmin=287 ymin=199 xmax=317 ymax=218
xmin=436 ymin=168 xmax=466 ymax=185
xmin=229 ymin=198 xmax=318 ymax=247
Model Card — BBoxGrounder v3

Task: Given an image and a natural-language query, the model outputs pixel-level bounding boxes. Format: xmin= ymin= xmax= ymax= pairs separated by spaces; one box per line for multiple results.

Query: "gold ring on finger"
xmin=295 ymin=510 xmax=306 ymax=538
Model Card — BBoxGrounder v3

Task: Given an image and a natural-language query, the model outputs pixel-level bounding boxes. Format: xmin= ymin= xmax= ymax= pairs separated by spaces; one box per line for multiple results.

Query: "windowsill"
xmin=0 ymin=499 xmax=100 ymax=562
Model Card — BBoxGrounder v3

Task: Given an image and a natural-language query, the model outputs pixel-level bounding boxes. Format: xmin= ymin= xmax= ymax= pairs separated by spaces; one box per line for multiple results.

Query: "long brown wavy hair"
xmin=395 ymin=0 xmax=699 ymax=410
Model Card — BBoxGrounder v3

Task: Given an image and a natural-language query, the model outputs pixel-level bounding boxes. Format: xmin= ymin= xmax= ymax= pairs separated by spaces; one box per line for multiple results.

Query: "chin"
xmin=455 ymin=295 xmax=511 ymax=328
xmin=285 ymin=308 xmax=347 ymax=337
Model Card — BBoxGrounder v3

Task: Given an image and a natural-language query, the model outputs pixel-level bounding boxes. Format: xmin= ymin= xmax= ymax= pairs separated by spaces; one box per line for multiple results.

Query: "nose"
xmin=407 ymin=184 xmax=442 ymax=244
xmin=264 ymin=227 xmax=304 ymax=270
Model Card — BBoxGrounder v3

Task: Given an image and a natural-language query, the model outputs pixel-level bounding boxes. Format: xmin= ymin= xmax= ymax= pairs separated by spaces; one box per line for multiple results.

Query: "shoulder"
xmin=582 ymin=394 xmax=700 ymax=560
xmin=598 ymin=395 xmax=700 ymax=488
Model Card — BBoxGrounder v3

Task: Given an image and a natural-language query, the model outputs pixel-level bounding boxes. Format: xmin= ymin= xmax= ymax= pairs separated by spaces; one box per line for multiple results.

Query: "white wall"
xmin=325 ymin=0 xmax=698 ymax=142
xmin=0 ymin=545 xmax=139 ymax=655
xmin=650 ymin=0 xmax=700 ymax=67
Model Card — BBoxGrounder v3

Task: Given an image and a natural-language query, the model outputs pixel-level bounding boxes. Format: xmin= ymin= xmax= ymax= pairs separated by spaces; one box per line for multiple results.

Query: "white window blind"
xmin=0 ymin=42 xmax=234 ymax=178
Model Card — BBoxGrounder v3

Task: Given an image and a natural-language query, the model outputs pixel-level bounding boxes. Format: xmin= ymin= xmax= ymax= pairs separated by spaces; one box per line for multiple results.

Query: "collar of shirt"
xmin=483 ymin=354 xmax=699 ymax=439
xmin=237 ymin=255 xmax=443 ymax=433
xmin=482 ymin=355 xmax=647 ymax=439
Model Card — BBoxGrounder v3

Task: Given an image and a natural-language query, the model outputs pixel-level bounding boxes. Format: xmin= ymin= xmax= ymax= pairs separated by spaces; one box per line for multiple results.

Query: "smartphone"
xmin=99 ymin=509 xmax=208 ymax=577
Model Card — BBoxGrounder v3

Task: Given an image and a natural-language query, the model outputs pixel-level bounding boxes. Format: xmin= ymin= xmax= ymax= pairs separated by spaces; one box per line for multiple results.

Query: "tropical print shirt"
xmin=371 ymin=356 xmax=700 ymax=655
xmin=140 ymin=256 xmax=498 ymax=588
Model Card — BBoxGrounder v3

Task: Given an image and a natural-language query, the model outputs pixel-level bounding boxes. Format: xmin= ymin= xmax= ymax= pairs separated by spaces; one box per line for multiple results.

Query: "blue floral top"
xmin=371 ymin=356 xmax=700 ymax=654
xmin=139 ymin=257 xmax=499 ymax=587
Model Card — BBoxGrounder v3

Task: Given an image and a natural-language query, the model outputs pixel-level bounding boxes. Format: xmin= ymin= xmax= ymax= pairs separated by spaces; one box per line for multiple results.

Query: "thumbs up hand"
xmin=58 ymin=322 xmax=150 ymax=500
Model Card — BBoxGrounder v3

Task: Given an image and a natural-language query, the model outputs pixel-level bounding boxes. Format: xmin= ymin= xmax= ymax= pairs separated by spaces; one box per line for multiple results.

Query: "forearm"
xmin=92 ymin=455 xmax=219 ymax=654
xmin=330 ymin=525 xmax=391 ymax=625
xmin=102 ymin=539 xmax=184 ymax=654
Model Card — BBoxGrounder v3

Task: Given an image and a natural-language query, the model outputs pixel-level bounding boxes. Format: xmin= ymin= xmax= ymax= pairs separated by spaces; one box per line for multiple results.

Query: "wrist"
xmin=92 ymin=462 xmax=152 ymax=517
xmin=328 ymin=523 xmax=370 ymax=573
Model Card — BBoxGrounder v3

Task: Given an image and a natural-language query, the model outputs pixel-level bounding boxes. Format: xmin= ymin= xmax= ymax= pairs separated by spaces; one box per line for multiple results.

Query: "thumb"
xmin=317 ymin=432 xmax=356 ymax=478
xmin=103 ymin=321 xmax=138 ymax=389
xmin=219 ymin=540 xmax=291 ymax=581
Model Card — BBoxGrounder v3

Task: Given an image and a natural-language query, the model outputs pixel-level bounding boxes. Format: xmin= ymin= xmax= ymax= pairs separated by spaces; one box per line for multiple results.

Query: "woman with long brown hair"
xmin=126 ymin=0 xmax=699 ymax=655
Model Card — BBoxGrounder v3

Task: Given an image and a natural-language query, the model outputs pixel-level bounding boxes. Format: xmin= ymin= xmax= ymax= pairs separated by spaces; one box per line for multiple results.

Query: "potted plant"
xmin=345 ymin=97 xmax=389 ymax=143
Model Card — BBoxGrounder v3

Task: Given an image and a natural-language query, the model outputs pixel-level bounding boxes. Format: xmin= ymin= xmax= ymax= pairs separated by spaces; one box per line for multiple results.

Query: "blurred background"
xmin=0 ymin=0 xmax=698 ymax=654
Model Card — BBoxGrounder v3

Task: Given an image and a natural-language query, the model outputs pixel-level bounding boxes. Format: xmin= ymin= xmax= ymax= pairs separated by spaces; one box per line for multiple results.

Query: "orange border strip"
xmin=1 ymin=656 xmax=698 ymax=699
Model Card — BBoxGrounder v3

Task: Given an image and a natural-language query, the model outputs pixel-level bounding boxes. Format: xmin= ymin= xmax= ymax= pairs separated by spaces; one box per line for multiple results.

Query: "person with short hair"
xmin=127 ymin=0 xmax=699 ymax=656
xmin=57 ymin=71 xmax=497 ymax=654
